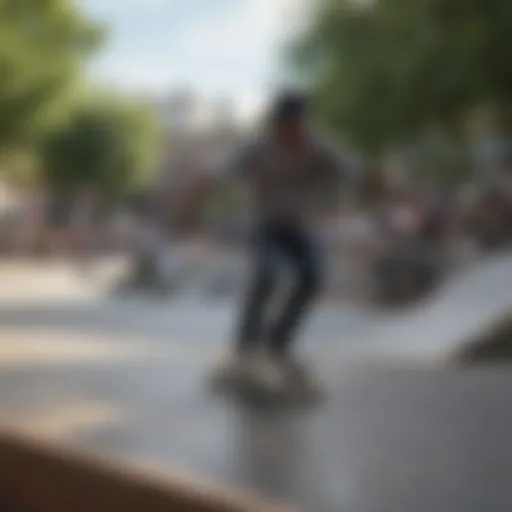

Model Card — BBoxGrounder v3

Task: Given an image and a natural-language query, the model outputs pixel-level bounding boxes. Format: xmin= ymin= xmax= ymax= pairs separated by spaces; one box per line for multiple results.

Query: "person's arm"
xmin=315 ymin=138 xmax=367 ymax=216
xmin=172 ymin=142 xmax=258 ymax=234
xmin=172 ymin=175 xmax=215 ymax=234
xmin=318 ymin=139 xmax=358 ymax=186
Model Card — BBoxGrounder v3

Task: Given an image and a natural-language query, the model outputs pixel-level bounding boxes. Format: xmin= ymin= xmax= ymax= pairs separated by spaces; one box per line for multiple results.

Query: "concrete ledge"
xmin=0 ymin=432 xmax=294 ymax=512
xmin=449 ymin=312 xmax=512 ymax=364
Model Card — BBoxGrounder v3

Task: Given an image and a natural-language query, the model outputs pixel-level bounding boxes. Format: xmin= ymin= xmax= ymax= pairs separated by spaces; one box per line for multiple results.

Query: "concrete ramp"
xmin=364 ymin=252 xmax=512 ymax=363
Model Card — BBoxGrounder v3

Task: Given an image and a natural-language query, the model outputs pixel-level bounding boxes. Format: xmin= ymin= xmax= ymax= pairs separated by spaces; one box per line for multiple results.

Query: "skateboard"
xmin=208 ymin=362 xmax=327 ymax=407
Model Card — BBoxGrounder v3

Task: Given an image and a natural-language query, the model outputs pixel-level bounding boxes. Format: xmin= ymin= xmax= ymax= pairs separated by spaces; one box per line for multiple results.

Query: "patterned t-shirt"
xmin=217 ymin=135 xmax=355 ymax=224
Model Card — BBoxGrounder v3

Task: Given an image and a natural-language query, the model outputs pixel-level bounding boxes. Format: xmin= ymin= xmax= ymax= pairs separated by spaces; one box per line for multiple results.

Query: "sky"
xmin=82 ymin=0 xmax=302 ymax=120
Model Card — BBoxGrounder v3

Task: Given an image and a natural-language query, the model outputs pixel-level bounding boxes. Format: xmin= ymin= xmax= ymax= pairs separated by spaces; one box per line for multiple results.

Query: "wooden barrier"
xmin=0 ymin=433 xmax=294 ymax=512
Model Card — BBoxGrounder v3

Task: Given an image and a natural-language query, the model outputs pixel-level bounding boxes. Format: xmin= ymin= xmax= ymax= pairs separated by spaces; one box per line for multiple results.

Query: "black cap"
xmin=271 ymin=91 xmax=308 ymax=124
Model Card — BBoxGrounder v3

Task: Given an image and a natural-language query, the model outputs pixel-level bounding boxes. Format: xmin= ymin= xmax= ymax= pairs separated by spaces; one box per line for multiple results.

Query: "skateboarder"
xmin=175 ymin=92 xmax=358 ymax=396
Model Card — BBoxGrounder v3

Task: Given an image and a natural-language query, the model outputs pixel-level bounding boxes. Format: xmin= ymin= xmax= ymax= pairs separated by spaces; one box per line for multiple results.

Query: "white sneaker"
xmin=210 ymin=353 xmax=325 ymax=401
xmin=209 ymin=353 xmax=262 ymax=389
xmin=273 ymin=356 xmax=327 ymax=399
xmin=210 ymin=355 xmax=242 ymax=386
xmin=244 ymin=354 xmax=287 ymax=394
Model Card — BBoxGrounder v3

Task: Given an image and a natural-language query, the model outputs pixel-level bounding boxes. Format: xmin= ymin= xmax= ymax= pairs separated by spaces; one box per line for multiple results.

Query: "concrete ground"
xmin=0 ymin=257 xmax=511 ymax=511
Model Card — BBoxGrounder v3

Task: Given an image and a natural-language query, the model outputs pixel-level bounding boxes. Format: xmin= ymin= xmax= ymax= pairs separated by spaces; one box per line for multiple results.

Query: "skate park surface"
xmin=0 ymin=252 xmax=511 ymax=511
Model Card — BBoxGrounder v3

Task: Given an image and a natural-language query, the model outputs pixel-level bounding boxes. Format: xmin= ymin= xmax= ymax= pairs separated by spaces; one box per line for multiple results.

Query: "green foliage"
xmin=0 ymin=149 xmax=39 ymax=187
xmin=0 ymin=0 xmax=104 ymax=151
xmin=293 ymin=0 xmax=512 ymax=156
xmin=39 ymin=95 xmax=161 ymax=197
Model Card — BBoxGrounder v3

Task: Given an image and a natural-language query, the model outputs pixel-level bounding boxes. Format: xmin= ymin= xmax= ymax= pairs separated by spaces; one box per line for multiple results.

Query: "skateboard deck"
xmin=208 ymin=364 xmax=327 ymax=407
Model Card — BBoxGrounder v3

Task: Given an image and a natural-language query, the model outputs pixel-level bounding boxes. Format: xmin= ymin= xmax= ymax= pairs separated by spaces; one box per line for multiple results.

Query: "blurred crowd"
xmin=0 ymin=184 xmax=130 ymax=259
xmin=0 ymin=154 xmax=510 ymax=302
xmin=353 ymin=156 xmax=512 ymax=302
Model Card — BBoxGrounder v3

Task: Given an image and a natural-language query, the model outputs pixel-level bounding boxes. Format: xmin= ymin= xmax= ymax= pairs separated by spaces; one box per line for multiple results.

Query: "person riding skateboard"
xmin=175 ymin=92 xmax=359 ymax=397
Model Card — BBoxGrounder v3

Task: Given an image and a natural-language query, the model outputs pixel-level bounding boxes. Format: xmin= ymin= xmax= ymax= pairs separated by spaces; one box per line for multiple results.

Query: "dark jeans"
xmin=235 ymin=220 xmax=322 ymax=358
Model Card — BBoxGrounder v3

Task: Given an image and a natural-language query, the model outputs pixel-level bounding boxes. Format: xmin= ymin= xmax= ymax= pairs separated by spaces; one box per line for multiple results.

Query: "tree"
xmin=293 ymin=0 xmax=512 ymax=160
xmin=0 ymin=0 xmax=103 ymax=153
xmin=39 ymin=95 xmax=161 ymax=198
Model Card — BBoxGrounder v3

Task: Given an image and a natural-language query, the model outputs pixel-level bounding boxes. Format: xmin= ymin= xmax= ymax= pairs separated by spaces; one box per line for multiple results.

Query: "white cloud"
xmin=167 ymin=0 xmax=302 ymax=114
xmin=84 ymin=0 xmax=170 ymax=15
xmin=89 ymin=57 xmax=175 ymax=94
xmin=234 ymin=89 xmax=268 ymax=124
xmin=177 ymin=0 xmax=298 ymax=63
xmin=87 ymin=0 xmax=303 ymax=122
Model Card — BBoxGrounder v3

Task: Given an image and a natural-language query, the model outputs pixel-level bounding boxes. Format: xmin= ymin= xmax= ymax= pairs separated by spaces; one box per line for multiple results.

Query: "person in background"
xmin=119 ymin=188 xmax=170 ymax=294
xmin=69 ymin=184 xmax=103 ymax=274
xmin=44 ymin=190 xmax=74 ymax=257
xmin=466 ymin=150 xmax=512 ymax=251
xmin=494 ymin=148 xmax=512 ymax=243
